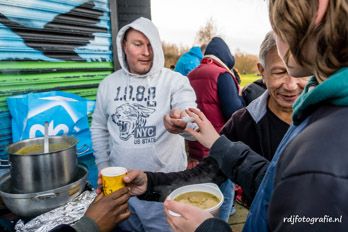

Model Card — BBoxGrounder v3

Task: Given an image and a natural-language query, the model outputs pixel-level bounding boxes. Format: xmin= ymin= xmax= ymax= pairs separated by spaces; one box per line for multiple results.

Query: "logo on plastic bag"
xmin=8 ymin=91 xmax=95 ymax=155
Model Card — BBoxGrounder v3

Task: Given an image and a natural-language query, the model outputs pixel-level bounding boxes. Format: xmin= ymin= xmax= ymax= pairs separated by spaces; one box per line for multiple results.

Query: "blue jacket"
xmin=243 ymin=119 xmax=309 ymax=232
xmin=174 ymin=46 xmax=202 ymax=76
xmin=246 ymin=68 xmax=348 ymax=231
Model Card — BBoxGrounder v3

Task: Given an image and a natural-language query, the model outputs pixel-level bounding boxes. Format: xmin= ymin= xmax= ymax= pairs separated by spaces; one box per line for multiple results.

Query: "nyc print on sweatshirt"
xmin=112 ymin=85 xmax=157 ymax=144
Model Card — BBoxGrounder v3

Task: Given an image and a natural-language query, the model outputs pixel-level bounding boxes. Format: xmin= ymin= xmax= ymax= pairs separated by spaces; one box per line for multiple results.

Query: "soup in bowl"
xmin=167 ymin=183 xmax=224 ymax=216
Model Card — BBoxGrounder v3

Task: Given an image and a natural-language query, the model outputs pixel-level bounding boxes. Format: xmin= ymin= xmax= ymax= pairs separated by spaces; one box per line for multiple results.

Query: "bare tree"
xmin=195 ymin=18 xmax=217 ymax=45
xmin=162 ymin=42 xmax=187 ymax=68
xmin=235 ymin=52 xmax=259 ymax=74
xmin=162 ymin=18 xmax=218 ymax=69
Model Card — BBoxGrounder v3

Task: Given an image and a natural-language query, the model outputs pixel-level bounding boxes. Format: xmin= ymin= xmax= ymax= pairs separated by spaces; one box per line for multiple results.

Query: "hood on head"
xmin=204 ymin=37 xmax=235 ymax=69
xmin=116 ymin=17 xmax=164 ymax=76
xmin=188 ymin=46 xmax=203 ymax=59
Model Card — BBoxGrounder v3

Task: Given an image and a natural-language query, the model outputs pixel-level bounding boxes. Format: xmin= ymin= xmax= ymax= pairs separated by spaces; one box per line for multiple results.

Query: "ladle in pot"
xmin=44 ymin=121 xmax=49 ymax=153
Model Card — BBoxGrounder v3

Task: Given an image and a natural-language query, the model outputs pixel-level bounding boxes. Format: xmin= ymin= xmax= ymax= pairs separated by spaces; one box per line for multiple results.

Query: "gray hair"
xmin=259 ymin=31 xmax=277 ymax=66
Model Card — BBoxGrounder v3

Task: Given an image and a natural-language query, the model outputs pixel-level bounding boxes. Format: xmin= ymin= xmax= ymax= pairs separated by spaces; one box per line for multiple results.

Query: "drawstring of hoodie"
xmin=126 ymin=74 xmax=130 ymax=103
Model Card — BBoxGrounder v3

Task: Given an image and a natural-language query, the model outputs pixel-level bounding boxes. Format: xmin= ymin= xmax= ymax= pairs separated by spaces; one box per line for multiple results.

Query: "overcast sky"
xmin=151 ymin=0 xmax=271 ymax=55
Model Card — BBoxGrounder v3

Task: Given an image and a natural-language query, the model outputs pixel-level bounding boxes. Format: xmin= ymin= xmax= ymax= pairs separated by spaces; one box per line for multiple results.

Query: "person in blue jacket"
xmin=174 ymin=45 xmax=205 ymax=76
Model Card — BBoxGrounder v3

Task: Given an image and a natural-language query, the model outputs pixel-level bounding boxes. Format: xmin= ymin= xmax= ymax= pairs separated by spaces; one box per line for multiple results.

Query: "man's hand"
xmin=85 ymin=187 xmax=131 ymax=232
xmin=164 ymin=200 xmax=213 ymax=232
xmin=123 ymin=170 xmax=148 ymax=196
xmin=184 ymin=108 xmax=220 ymax=149
xmin=163 ymin=108 xmax=187 ymax=134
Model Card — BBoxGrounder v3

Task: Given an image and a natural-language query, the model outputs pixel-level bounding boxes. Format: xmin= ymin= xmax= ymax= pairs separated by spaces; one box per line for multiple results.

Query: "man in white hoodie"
xmin=91 ymin=17 xmax=196 ymax=231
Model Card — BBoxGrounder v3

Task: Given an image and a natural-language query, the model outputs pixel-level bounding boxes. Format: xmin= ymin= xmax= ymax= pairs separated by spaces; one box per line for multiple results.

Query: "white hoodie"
xmin=91 ymin=17 xmax=196 ymax=172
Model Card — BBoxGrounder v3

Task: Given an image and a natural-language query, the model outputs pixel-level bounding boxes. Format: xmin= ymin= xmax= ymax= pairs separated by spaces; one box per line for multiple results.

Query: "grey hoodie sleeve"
xmin=91 ymin=80 xmax=110 ymax=171
xmin=171 ymin=73 xmax=197 ymax=140
xmin=71 ymin=216 xmax=99 ymax=232
xmin=171 ymin=74 xmax=196 ymax=110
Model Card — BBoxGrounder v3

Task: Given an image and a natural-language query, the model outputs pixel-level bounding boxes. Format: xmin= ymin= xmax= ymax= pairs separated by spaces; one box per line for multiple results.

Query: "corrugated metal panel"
xmin=0 ymin=112 xmax=11 ymax=157
xmin=117 ymin=0 xmax=151 ymax=28
xmin=109 ymin=0 xmax=151 ymax=68
xmin=0 ymin=0 xmax=113 ymax=159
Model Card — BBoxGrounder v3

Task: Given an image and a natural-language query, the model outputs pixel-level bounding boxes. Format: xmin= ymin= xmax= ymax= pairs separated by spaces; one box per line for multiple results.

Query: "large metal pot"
xmin=0 ymin=164 xmax=87 ymax=217
xmin=8 ymin=136 xmax=78 ymax=193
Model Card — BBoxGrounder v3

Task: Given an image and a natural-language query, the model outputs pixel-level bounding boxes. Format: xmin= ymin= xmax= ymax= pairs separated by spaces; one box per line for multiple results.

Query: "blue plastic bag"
xmin=7 ymin=91 xmax=95 ymax=156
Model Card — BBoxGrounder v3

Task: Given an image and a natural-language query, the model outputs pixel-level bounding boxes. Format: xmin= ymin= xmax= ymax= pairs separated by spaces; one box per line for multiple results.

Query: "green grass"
xmin=240 ymin=73 xmax=260 ymax=88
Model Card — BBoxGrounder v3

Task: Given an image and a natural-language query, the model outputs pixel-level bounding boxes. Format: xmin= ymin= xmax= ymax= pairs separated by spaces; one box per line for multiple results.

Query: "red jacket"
xmin=188 ymin=57 xmax=239 ymax=159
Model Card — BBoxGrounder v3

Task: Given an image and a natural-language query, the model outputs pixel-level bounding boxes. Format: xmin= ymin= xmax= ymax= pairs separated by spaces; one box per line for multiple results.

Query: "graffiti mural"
xmin=0 ymin=0 xmax=112 ymax=61
xmin=0 ymin=0 xmax=113 ymax=160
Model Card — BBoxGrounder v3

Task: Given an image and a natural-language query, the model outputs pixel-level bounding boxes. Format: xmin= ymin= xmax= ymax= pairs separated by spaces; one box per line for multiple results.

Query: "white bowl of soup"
xmin=167 ymin=183 xmax=224 ymax=216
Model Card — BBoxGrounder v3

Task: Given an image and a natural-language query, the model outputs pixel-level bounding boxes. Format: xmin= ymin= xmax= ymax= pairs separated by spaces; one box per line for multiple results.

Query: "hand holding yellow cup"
xmin=101 ymin=167 xmax=127 ymax=196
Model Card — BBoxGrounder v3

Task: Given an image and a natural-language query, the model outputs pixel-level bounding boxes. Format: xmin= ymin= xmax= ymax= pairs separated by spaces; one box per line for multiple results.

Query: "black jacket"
xmin=141 ymin=136 xmax=269 ymax=232
xmin=195 ymin=218 xmax=231 ymax=232
xmin=242 ymin=78 xmax=266 ymax=105
xmin=142 ymin=136 xmax=269 ymax=205
xmin=222 ymin=91 xmax=289 ymax=161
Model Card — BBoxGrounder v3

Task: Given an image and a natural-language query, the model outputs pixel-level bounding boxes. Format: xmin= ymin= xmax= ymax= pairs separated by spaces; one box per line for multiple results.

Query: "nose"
xmin=283 ymin=75 xmax=298 ymax=91
xmin=143 ymin=45 xmax=151 ymax=56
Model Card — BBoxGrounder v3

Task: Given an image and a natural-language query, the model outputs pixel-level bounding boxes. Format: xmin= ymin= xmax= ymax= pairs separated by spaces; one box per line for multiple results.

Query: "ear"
xmin=315 ymin=0 xmax=329 ymax=25
xmin=257 ymin=63 xmax=265 ymax=79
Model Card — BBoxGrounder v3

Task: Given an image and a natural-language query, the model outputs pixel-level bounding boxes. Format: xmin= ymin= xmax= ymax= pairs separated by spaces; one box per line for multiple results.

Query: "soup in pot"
xmin=174 ymin=191 xmax=220 ymax=209
xmin=15 ymin=143 xmax=70 ymax=155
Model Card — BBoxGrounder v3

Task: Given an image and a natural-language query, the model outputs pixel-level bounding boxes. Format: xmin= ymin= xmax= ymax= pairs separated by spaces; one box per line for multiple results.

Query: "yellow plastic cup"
xmin=101 ymin=167 xmax=127 ymax=196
